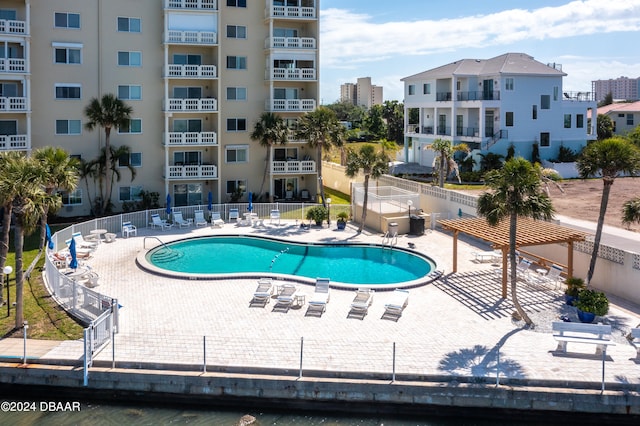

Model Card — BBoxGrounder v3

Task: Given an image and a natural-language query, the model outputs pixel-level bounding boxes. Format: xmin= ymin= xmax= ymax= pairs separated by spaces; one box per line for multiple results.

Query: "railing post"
xmin=496 ymin=349 xmax=500 ymax=387
xmin=22 ymin=321 xmax=28 ymax=364
xmin=601 ymin=348 xmax=606 ymax=394
xmin=83 ymin=328 xmax=89 ymax=387
xmin=392 ymin=342 xmax=396 ymax=382
xmin=203 ymin=336 xmax=207 ymax=373
xmin=299 ymin=337 xmax=304 ymax=379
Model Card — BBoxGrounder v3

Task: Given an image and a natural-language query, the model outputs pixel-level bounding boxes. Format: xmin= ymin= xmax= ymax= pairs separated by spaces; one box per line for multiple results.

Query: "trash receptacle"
xmin=409 ymin=215 xmax=425 ymax=236
xmin=388 ymin=222 xmax=398 ymax=236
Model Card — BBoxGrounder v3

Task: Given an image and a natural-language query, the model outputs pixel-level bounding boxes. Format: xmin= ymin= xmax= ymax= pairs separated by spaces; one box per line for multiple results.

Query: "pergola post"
xmin=452 ymin=230 xmax=458 ymax=273
xmin=567 ymin=241 xmax=574 ymax=279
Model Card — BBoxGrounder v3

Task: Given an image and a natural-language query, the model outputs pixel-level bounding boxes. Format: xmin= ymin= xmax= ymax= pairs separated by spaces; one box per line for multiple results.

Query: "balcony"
xmin=0 ymin=58 xmax=26 ymax=73
xmin=165 ymin=30 xmax=217 ymax=45
xmin=0 ymin=134 xmax=28 ymax=150
xmin=456 ymin=91 xmax=501 ymax=101
xmin=272 ymin=160 xmax=316 ymax=174
xmin=266 ymin=99 xmax=316 ymax=111
xmin=269 ymin=68 xmax=316 ymax=80
xmin=269 ymin=6 xmax=316 ymax=19
xmin=166 ymin=98 xmax=217 ymax=112
xmin=0 ymin=19 xmax=26 ymax=34
xmin=265 ymin=37 xmax=316 ymax=49
xmin=165 ymin=0 xmax=217 ymax=9
xmin=166 ymin=64 xmax=217 ymax=78
xmin=0 ymin=97 xmax=26 ymax=111
xmin=562 ymin=91 xmax=595 ymax=102
xmin=165 ymin=131 xmax=217 ymax=146
xmin=167 ymin=164 xmax=218 ymax=180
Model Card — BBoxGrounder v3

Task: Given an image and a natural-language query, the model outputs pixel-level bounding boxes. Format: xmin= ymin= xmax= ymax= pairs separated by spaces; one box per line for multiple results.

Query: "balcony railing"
xmin=455 ymin=127 xmax=480 ymax=138
xmin=166 ymin=131 xmax=217 ymax=146
xmin=167 ymin=98 xmax=217 ymax=112
xmin=0 ymin=58 xmax=26 ymax=73
xmin=269 ymin=68 xmax=316 ymax=80
xmin=166 ymin=64 xmax=217 ymax=78
xmin=266 ymin=99 xmax=316 ymax=111
xmin=165 ymin=30 xmax=217 ymax=45
xmin=272 ymin=160 xmax=316 ymax=174
xmin=0 ymin=134 xmax=28 ymax=150
xmin=456 ymin=91 xmax=501 ymax=101
xmin=167 ymin=164 xmax=218 ymax=179
xmin=269 ymin=6 xmax=316 ymax=19
xmin=265 ymin=36 xmax=316 ymax=49
xmin=0 ymin=97 xmax=26 ymax=111
xmin=0 ymin=19 xmax=26 ymax=34
xmin=165 ymin=0 xmax=217 ymax=9
xmin=562 ymin=91 xmax=595 ymax=102
xmin=437 ymin=126 xmax=451 ymax=136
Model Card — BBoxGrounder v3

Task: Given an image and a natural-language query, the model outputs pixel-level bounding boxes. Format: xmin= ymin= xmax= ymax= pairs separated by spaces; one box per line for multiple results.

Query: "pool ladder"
xmin=382 ymin=231 xmax=397 ymax=249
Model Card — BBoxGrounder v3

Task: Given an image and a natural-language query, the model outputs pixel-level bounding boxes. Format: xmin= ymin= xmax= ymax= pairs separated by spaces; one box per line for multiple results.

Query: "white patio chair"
xmin=173 ymin=211 xmax=191 ymax=228
xmin=194 ymin=210 xmax=207 ymax=227
xmin=228 ymin=208 xmax=240 ymax=222
xmin=270 ymin=209 xmax=281 ymax=224
xmin=122 ymin=221 xmax=137 ymax=238
xmin=210 ymin=211 xmax=224 ymax=228
xmin=150 ymin=213 xmax=173 ymax=230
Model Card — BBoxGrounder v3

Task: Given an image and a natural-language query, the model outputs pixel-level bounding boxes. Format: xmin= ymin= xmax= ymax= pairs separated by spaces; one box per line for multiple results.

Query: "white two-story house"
xmin=401 ymin=53 xmax=597 ymax=168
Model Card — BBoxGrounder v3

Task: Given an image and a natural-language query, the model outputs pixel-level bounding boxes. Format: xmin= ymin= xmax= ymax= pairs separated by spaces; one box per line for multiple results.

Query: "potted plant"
xmin=306 ymin=206 xmax=328 ymax=226
xmin=563 ymin=277 xmax=585 ymax=306
xmin=336 ymin=211 xmax=349 ymax=230
xmin=574 ymin=288 xmax=609 ymax=323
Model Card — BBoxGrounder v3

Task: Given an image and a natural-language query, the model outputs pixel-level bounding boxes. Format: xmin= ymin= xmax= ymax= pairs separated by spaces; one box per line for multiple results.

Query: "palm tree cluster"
xmin=0 ymin=149 xmax=79 ymax=329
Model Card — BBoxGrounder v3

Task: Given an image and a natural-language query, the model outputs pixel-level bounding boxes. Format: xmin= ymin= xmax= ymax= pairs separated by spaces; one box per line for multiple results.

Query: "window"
xmin=0 ymin=10 xmax=17 ymax=21
xmin=540 ymin=95 xmax=550 ymax=110
xmin=226 ymin=56 xmax=247 ymax=70
xmin=505 ymin=78 xmax=514 ymax=91
xmin=226 ymin=180 xmax=247 ymax=195
xmin=408 ymin=85 xmax=415 ymax=96
xmin=119 ymin=186 xmax=142 ymax=202
xmin=226 ymin=0 xmax=247 ymax=7
xmin=532 ymin=105 xmax=537 ymax=120
xmin=423 ymin=83 xmax=430 ymax=95
xmin=627 ymin=114 xmax=634 ymax=126
xmin=56 ymin=119 xmax=81 ymax=135
xmin=54 ymin=12 xmax=80 ymax=29
xmin=226 ymin=87 xmax=247 ymax=100
xmin=117 ymin=17 xmax=141 ymax=33
xmin=540 ymin=132 xmax=550 ymax=147
xmin=55 ymin=84 xmax=81 ymax=99
xmin=59 ymin=189 xmax=82 ymax=206
xmin=118 ymin=152 xmax=142 ymax=167
xmin=173 ymin=183 xmax=203 ymax=206
xmin=173 ymin=54 xmax=201 ymax=65
xmin=118 ymin=51 xmax=141 ymax=67
xmin=274 ymin=147 xmax=297 ymax=161
xmin=119 ymin=118 xmax=142 ymax=134
xmin=274 ymin=28 xmax=298 ymax=38
xmin=576 ymin=114 xmax=584 ymax=128
xmin=118 ymin=85 xmax=142 ymax=100
xmin=173 ymin=151 xmax=201 ymax=165
xmin=173 ymin=87 xmax=202 ymax=99
xmin=226 ymin=118 xmax=246 ymax=132
xmin=0 ymin=83 xmax=18 ymax=97
xmin=553 ymin=86 xmax=559 ymax=101
xmin=0 ymin=120 xmax=17 ymax=135
xmin=225 ymin=145 xmax=248 ymax=163
xmin=564 ymin=114 xmax=571 ymax=128
xmin=54 ymin=46 xmax=81 ymax=64
xmin=173 ymin=119 xmax=202 ymax=132
xmin=505 ymin=112 xmax=514 ymax=127
xmin=227 ymin=25 xmax=247 ymax=39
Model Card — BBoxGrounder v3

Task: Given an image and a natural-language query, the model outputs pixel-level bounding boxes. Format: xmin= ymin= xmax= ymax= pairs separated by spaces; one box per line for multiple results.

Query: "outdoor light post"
xmin=326 ymin=198 xmax=331 ymax=226
xmin=407 ymin=200 xmax=413 ymax=217
xmin=3 ymin=265 xmax=12 ymax=316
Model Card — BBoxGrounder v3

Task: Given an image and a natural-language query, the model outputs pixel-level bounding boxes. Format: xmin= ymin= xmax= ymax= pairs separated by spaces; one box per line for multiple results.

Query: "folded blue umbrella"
xmin=45 ymin=224 xmax=54 ymax=250
xmin=69 ymin=238 xmax=78 ymax=270
xmin=248 ymin=192 xmax=253 ymax=213
xmin=166 ymin=194 xmax=172 ymax=215
xmin=207 ymin=191 xmax=213 ymax=211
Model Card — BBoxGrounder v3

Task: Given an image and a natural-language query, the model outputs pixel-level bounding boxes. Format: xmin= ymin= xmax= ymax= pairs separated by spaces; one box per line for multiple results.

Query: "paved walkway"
xmin=2 ymin=220 xmax=639 ymax=387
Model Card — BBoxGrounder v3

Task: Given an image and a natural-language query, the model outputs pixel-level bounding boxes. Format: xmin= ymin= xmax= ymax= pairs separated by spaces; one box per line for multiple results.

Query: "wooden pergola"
xmin=439 ymin=217 xmax=588 ymax=298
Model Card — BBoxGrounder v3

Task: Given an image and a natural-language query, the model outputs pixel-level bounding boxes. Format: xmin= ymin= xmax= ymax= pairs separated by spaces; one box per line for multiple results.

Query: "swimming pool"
xmin=139 ymin=235 xmax=437 ymax=288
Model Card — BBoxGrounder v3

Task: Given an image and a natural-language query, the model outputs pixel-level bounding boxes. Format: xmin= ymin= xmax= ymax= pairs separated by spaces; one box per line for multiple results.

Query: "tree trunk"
xmin=0 ymin=205 xmax=12 ymax=302
xmin=258 ymin=144 xmax=271 ymax=202
xmin=103 ymin=127 xmax=112 ymax=213
xmin=439 ymin=152 xmax=446 ymax=187
xmin=14 ymin=223 xmax=24 ymax=329
xmin=359 ymin=174 xmax=370 ymax=233
xmin=509 ymin=212 xmax=533 ymax=326
xmin=587 ymin=180 xmax=612 ymax=285
xmin=317 ymin=142 xmax=326 ymax=206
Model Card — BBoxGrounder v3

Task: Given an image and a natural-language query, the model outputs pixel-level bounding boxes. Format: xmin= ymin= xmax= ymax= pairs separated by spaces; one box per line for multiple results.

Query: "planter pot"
xmin=314 ymin=221 xmax=322 ymax=226
xmin=577 ymin=309 xmax=596 ymax=323
xmin=336 ymin=221 xmax=346 ymax=230
xmin=564 ymin=294 xmax=577 ymax=306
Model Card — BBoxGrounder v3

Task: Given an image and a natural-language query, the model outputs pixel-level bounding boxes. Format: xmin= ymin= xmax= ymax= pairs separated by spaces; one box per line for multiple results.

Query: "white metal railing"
xmin=167 ymin=164 xmax=218 ymax=179
xmin=0 ymin=58 xmax=26 ymax=72
xmin=166 ymin=131 xmax=217 ymax=146
xmin=165 ymin=30 xmax=217 ymax=44
xmin=272 ymin=160 xmax=316 ymax=174
xmin=0 ymin=134 xmax=28 ymax=150
xmin=269 ymin=68 xmax=316 ymax=80
xmin=0 ymin=19 xmax=26 ymax=34
xmin=0 ymin=97 xmax=26 ymax=111
xmin=166 ymin=64 xmax=217 ymax=78
xmin=266 ymin=98 xmax=316 ymax=111
xmin=265 ymin=36 xmax=316 ymax=49
xmin=269 ymin=6 xmax=316 ymax=19
xmin=167 ymin=98 xmax=217 ymax=111
xmin=165 ymin=0 xmax=217 ymax=9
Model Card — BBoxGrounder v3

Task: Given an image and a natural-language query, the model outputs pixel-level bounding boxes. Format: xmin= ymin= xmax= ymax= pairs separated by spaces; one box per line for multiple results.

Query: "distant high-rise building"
xmin=340 ymin=77 xmax=383 ymax=108
xmin=592 ymin=76 xmax=640 ymax=102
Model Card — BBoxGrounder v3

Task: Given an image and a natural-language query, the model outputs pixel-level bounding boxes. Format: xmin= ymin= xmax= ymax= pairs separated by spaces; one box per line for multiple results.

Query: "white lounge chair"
xmin=71 ymin=232 xmax=99 ymax=249
xmin=210 ymin=211 xmax=224 ymax=228
xmin=382 ymin=289 xmax=409 ymax=321
xmin=122 ymin=221 xmax=137 ymax=238
xmin=348 ymin=288 xmax=374 ymax=319
xmin=472 ymin=250 xmax=501 ymax=263
xmin=64 ymin=239 xmax=94 ymax=258
xmin=150 ymin=213 xmax=173 ymax=230
xmin=273 ymin=284 xmax=298 ymax=312
xmin=530 ymin=263 xmax=565 ymax=290
xmin=173 ymin=211 xmax=191 ymax=228
xmin=228 ymin=208 xmax=240 ymax=222
xmin=270 ymin=209 xmax=280 ymax=224
xmin=307 ymin=278 xmax=330 ymax=316
xmin=251 ymin=278 xmax=273 ymax=307
xmin=194 ymin=210 xmax=207 ymax=227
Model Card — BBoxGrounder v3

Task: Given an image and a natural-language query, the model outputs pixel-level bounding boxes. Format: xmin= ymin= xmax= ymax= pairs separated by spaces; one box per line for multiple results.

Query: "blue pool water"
xmin=144 ymin=235 xmax=435 ymax=286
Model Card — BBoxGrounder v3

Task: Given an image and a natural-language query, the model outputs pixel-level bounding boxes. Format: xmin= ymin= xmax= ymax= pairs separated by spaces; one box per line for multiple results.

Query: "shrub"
xmin=306 ymin=206 xmax=328 ymax=224
xmin=564 ymin=277 xmax=585 ymax=297
xmin=575 ymin=289 xmax=609 ymax=316
xmin=557 ymin=144 xmax=578 ymax=162
xmin=541 ymin=168 xmax=562 ymax=181
xmin=459 ymin=171 xmax=484 ymax=183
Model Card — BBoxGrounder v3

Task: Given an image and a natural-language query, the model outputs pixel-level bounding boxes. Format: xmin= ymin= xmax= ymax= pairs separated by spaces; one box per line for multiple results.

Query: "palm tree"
xmin=84 ymin=94 xmax=133 ymax=213
xmin=576 ymin=137 xmax=640 ymax=284
xmin=622 ymin=197 xmax=640 ymax=227
xmin=477 ymin=157 xmax=555 ymax=326
xmin=100 ymin=145 xmax=137 ymax=202
xmin=250 ymin=112 xmax=289 ymax=202
xmin=345 ymin=144 xmax=389 ymax=233
xmin=296 ymin=106 xmax=346 ymax=206
xmin=0 ymin=151 xmax=23 ymax=290
xmin=78 ymin=158 xmax=99 ymax=215
xmin=33 ymin=147 xmax=79 ymax=250
xmin=427 ymin=139 xmax=469 ymax=187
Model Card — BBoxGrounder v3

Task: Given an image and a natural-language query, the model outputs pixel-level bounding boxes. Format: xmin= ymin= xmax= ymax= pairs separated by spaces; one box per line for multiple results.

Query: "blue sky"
xmin=320 ymin=0 xmax=640 ymax=103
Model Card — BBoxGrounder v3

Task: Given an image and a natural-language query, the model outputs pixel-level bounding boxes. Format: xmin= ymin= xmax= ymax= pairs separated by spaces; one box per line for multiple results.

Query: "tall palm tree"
xmin=477 ymin=157 xmax=555 ymax=326
xmin=576 ymin=137 xmax=640 ymax=284
xmin=78 ymin=158 xmax=99 ymax=215
xmin=250 ymin=112 xmax=288 ymax=202
xmin=345 ymin=144 xmax=389 ymax=233
xmin=427 ymin=138 xmax=469 ymax=187
xmin=99 ymin=145 xmax=137 ymax=203
xmin=296 ymin=106 xmax=345 ymax=206
xmin=33 ymin=147 xmax=79 ymax=250
xmin=84 ymin=94 xmax=133 ymax=213
xmin=0 ymin=151 xmax=23 ymax=290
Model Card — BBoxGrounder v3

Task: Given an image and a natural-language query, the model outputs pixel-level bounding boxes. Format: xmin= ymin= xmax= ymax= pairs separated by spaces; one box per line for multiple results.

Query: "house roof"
xmin=596 ymin=101 xmax=640 ymax=115
xmin=401 ymin=52 xmax=566 ymax=81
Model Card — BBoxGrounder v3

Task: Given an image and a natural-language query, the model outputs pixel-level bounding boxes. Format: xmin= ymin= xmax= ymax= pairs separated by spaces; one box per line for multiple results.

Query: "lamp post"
xmin=407 ymin=200 xmax=413 ymax=217
xmin=3 ymin=265 xmax=12 ymax=316
xmin=326 ymin=198 xmax=331 ymax=226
